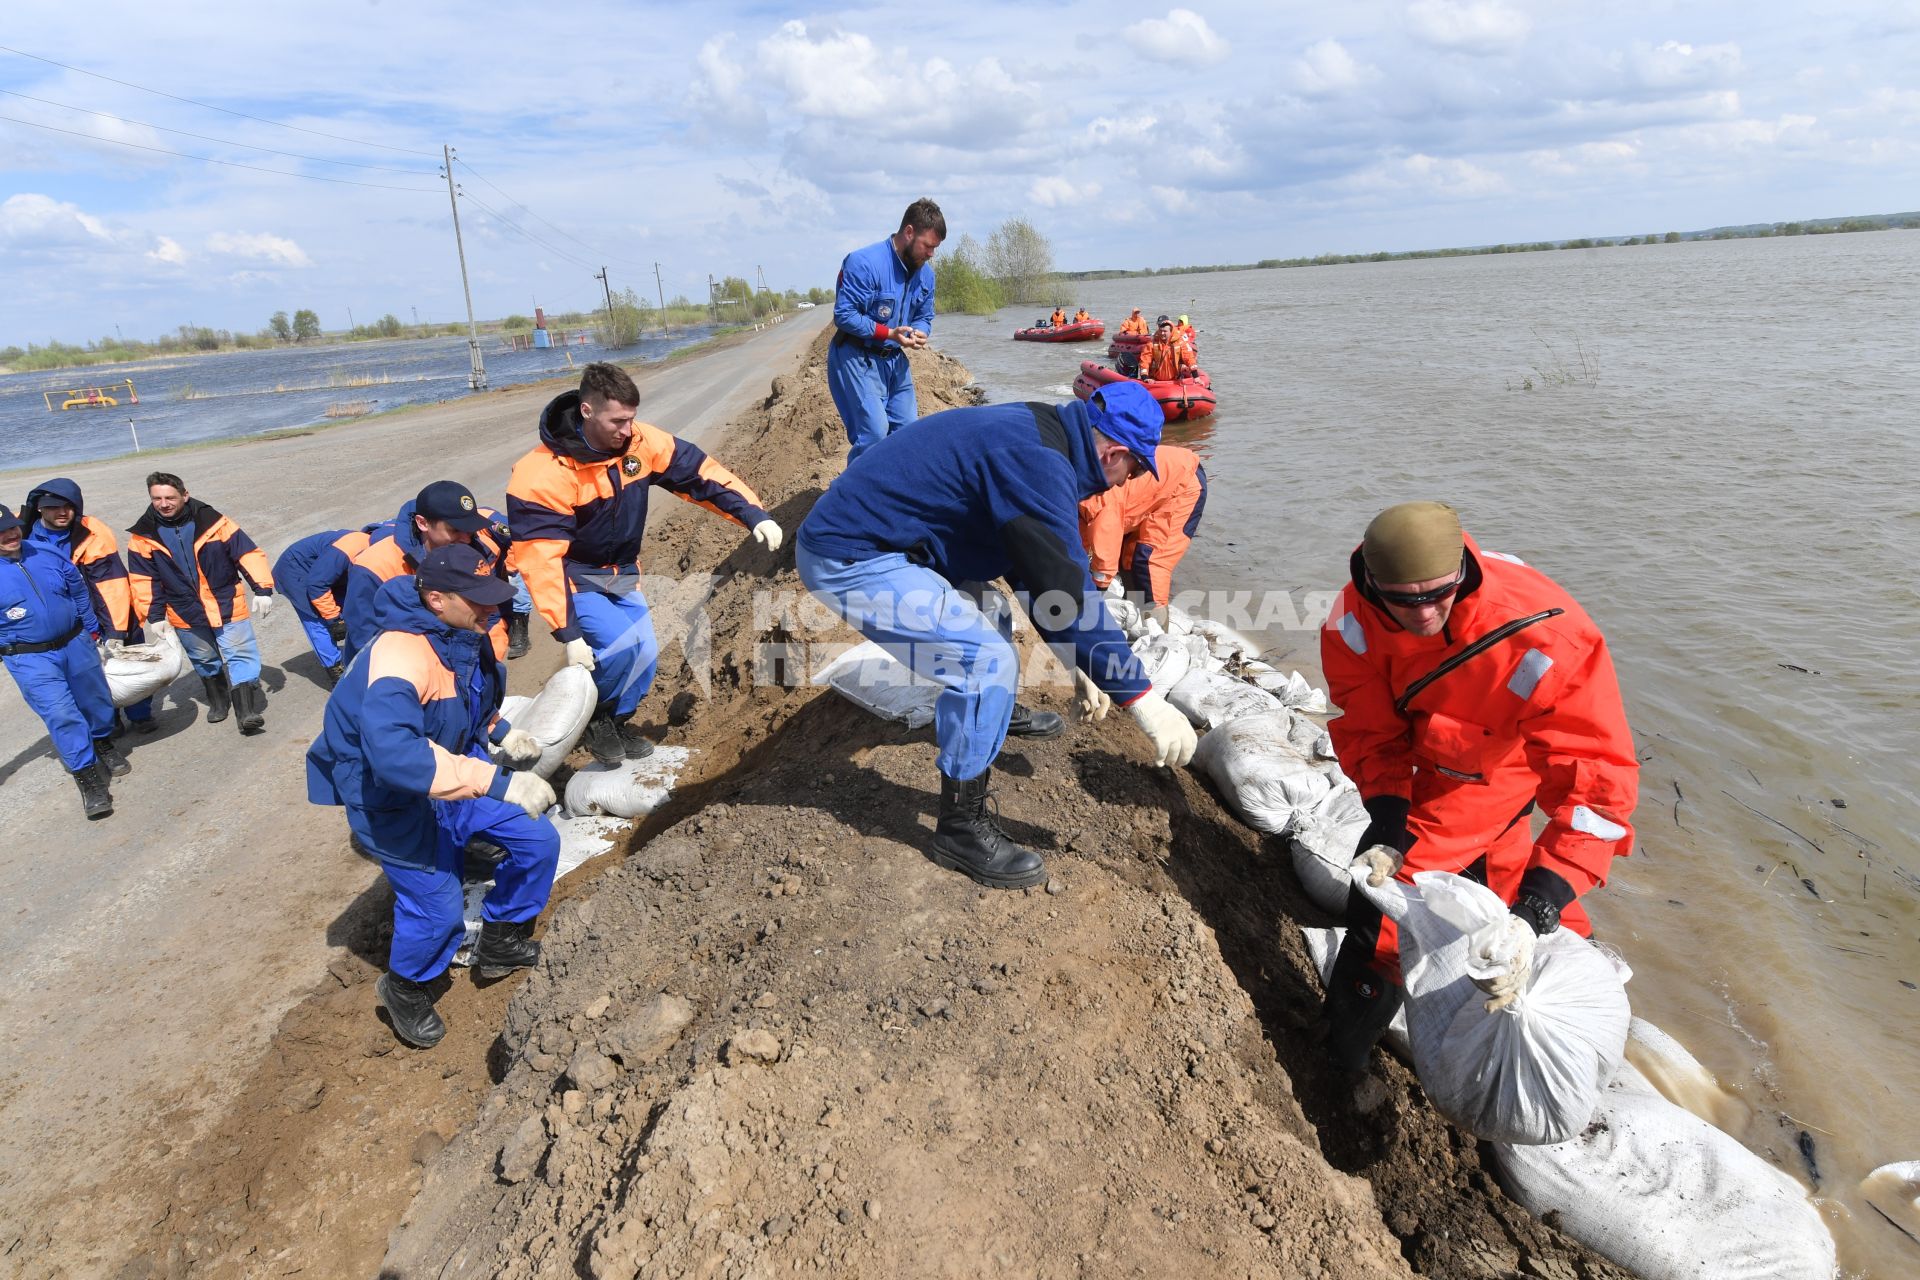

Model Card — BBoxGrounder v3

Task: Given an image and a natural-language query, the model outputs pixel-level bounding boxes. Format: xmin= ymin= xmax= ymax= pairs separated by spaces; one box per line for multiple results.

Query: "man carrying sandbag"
xmin=1319 ymin=501 xmax=1638 ymax=1071
xmin=1 ymin=503 xmax=123 ymax=817
xmin=306 ymin=544 xmax=559 ymax=1049
xmin=795 ymin=382 xmax=1197 ymax=890
xmin=507 ymin=361 xmax=781 ymax=766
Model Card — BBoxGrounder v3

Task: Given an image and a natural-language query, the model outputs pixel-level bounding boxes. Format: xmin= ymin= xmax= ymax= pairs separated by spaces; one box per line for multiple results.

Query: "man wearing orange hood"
xmin=1318 ymin=501 xmax=1638 ymax=1072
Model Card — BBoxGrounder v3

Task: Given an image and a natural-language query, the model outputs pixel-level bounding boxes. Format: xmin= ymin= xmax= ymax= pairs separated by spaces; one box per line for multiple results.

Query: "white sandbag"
xmin=1241 ymin=661 xmax=1332 ymax=713
xmin=1189 ymin=616 xmax=1260 ymax=662
xmin=505 ymin=665 xmax=597 ymax=778
xmin=1191 ymin=710 xmax=1333 ymax=835
xmin=105 ymin=621 xmax=188 ymax=707
xmin=1494 ymin=1061 xmax=1837 ymax=1279
xmin=1861 ymin=1161 xmax=1920 ymax=1249
xmin=1166 ymin=666 xmax=1284 ymax=730
xmin=1357 ymin=869 xmax=1630 ymax=1145
xmin=1289 ymin=784 xmax=1370 ymax=912
xmin=563 ymin=744 xmax=692 ymax=819
xmin=812 ymin=639 xmax=939 ymax=729
xmin=1302 ymin=926 xmax=1411 ymax=1058
xmin=1623 ymin=1017 xmax=1752 ymax=1134
xmin=1103 ymin=596 xmax=1143 ymax=639
xmin=1131 ymin=632 xmax=1196 ymax=696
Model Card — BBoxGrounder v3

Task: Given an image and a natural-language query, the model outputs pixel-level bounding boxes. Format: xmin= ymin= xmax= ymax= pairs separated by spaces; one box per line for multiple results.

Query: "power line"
xmin=0 ymin=112 xmax=439 ymax=191
xmin=0 ymin=87 xmax=435 ymax=174
xmin=0 ymin=43 xmax=438 ymax=157
xmin=455 ymin=156 xmax=654 ymax=273
xmin=455 ymin=186 xmax=604 ymax=272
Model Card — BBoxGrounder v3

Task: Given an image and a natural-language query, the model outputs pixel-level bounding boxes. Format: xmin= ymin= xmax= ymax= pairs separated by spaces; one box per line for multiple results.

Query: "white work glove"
xmin=1128 ymin=691 xmax=1197 ymax=768
xmin=1073 ymin=670 xmax=1112 ymax=722
xmin=250 ymin=593 xmax=274 ymax=621
xmin=1469 ymin=915 xmax=1538 ymax=1013
xmin=497 ymin=729 xmax=542 ymax=769
xmin=751 ymin=519 xmax=784 ymax=552
xmin=503 ymin=771 xmax=556 ymax=821
xmin=100 ymin=638 xmax=130 ymax=660
xmin=564 ymin=637 xmax=596 ymax=671
xmin=1350 ymin=843 xmax=1403 ymax=889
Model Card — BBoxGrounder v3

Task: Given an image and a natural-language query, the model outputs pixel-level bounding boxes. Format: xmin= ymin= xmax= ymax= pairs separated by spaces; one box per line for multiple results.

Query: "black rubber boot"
xmin=323 ymin=659 xmax=346 ymax=687
xmin=234 ymin=679 xmax=266 ymax=735
xmin=1323 ymin=933 xmax=1405 ymax=1074
xmin=930 ymin=769 xmax=1048 ymax=889
xmin=472 ymin=919 xmax=541 ymax=979
xmin=202 ymin=670 xmax=233 ymax=724
xmin=376 ymin=972 xmax=445 ymax=1048
xmin=93 ymin=736 xmax=131 ymax=777
xmin=72 ymin=760 xmax=114 ymax=820
xmin=1006 ymin=702 xmax=1065 ymax=739
xmin=505 ymin=611 xmax=531 ymax=659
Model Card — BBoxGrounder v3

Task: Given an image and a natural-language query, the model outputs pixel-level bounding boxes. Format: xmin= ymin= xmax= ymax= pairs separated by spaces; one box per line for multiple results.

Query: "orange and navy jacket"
xmin=343 ymin=502 xmax=509 ymax=661
xmin=1119 ymin=313 xmax=1150 ymax=336
xmin=306 ymin=575 xmax=515 ymax=868
xmin=22 ymin=478 xmax=136 ymax=640
xmin=1139 ymin=336 xmax=1193 ymax=383
xmin=273 ymin=526 xmax=379 ymax=621
xmin=1077 ymin=445 xmax=1207 ymax=607
xmin=127 ymin=499 xmax=273 ymax=630
xmin=507 ymin=390 xmax=770 ymax=642
xmin=1320 ymin=533 xmax=1639 ymax=903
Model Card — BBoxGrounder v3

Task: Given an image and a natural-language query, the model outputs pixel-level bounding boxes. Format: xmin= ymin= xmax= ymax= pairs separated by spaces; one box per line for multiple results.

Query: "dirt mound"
xmin=380 ymin=341 xmax=1633 ymax=1280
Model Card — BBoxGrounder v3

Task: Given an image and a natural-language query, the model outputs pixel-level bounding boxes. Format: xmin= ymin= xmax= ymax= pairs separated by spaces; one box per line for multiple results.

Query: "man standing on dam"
xmin=827 ymin=197 xmax=944 ymax=464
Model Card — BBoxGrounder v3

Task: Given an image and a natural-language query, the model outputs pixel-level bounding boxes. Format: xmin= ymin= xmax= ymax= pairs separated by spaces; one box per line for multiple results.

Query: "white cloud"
xmin=0 ymin=193 xmax=113 ymax=246
xmin=757 ymin=21 xmax=890 ymax=120
xmin=206 ymin=232 xmax=312 ymax=267
xmin=1086 ymin=115 xmax=1158 ymax=147
xmin=1028 ymin=176 xmax=1102 ymax=207
xmin=1407 ymin=1 xmax=1531 ymax=55
xmin=1149 ymin=185 xmax=1195 ymax=213
xmin=1123 ymin=9 xmax=1229 ymax=67
xmin=147 ymin=236 xmax=187 ymax=265
xmin=1291 ymin=39 xmax=1374 ymax=95
xmin=693 ymin=35 xmax=768 ymax=134
xmin=1632 ymin=40 xmax=1742 ymax=90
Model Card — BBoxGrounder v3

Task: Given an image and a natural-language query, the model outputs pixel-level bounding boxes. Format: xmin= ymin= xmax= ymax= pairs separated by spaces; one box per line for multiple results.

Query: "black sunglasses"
xmin=1371 ymin=559 xmax=1466 ymax=608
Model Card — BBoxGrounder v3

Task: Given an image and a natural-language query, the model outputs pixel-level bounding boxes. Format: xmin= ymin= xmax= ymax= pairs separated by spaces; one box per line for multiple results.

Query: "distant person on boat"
xmin=828 ymin=197 xmax=944 ymax=465
xmin=1050 ymin=307 xmax=1067 ymax=328
xmin=1318 ymin=501 xmax=1639 ymax=1075
xmin=21 ymin=477 xmax=154 ymax=736
xmin=1078 ymin=444 xmax=1207 ymax=627
xmin=0 ymin=503 xmax=123 ymax=819
xmin=1073 ymin=308 xmax=1093 ymax=325
xmin=1175 ymin=314 xmax=1197 ymax=349
xmin=126 ymin=472 xmax=275 ymax=737
xmin=1138 ymin=318 xmax=1196 ymax=383
xmin=1119 ymin=308 xmax=1150 ymax=337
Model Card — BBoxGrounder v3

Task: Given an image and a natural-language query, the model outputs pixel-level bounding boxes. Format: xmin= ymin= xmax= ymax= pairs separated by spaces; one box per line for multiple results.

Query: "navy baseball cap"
xmin=0 ymin=505 xmax=21 ymax=535
xmin=1085 ymin=382 xmax=1163 ymax=479
xmin=416 ymin=543 xmax=514 ymax=605
xmin=415 ymin=480 xmax=489 ymax=533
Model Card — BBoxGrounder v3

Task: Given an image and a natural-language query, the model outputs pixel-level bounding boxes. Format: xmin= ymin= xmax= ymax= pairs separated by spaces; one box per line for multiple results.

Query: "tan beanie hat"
xmin=1362 ymin=502 xmax=1464 ymax=584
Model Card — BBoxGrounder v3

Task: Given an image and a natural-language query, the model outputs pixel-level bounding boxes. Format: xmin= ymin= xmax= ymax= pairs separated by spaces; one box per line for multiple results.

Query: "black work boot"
xmin=583 ymin=706 xmax=625 ymax=765
xmin=323 ymin=659 xmax=346 ymax=687
xmin=376 ymin=972 xmax=445 ymax=1048
xmin=202 ymin=670 xmax=233 ymax=723
xmin=472 ymin=919 xmax=541 ymax=979
xmin=930 ymin=769 xmax=1048 ymax=889
xmin=1323 ymin=936 xmax=1405 ymax=1075
xmin=1006 ymin=702 xmax=1065 ymax=739
xmin=93 ymin=736 xmax=131 ymax=777
xmin=233 ymin=680 xmax=266 ymax=735
xmin=618 ymin=721 xmax=655 ymax=759
xmin=71 ymin=760 xmax=114 ymax=820
xmin=505 ymin=611 xmax=531 ymax=659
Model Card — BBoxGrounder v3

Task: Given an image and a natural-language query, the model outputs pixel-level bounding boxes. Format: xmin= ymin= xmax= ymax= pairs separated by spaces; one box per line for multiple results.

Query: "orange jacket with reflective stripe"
xmin=126 ymin=500 xmax=273 ymax=630
xmin=1078 ymin=445 xmax=1206 ymax=604
xmin=346 ymin=508 xmax=508 ymax=661
xmin=1320 ymin=534 xmax=1638 ymax=899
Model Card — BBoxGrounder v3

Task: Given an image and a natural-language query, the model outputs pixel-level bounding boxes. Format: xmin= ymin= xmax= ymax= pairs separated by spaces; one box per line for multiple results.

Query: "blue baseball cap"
xmin=0 ymin=505 xmax=21 ymax=535
xmin=415 ymin=480 xmax=489 ymax=533
xmin=416 ymin=543 xmax=514 ymax=605
xmin=1085 ymin=382 xmax=1163 ymax=478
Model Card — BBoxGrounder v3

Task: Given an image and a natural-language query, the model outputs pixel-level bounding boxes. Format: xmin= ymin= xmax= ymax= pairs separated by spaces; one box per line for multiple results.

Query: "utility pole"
xmin=410 ymin=305 xmax=419 ymax=332
xmin=707 ymin=275 xmax=719 ymax=323
xmin=595 ymin=267 xmax=615 ymax=342
xmin=442 ymin=143 xmax=486 ymax=390
xmin=347 ymin=306 xmax=356 ymax=332
xmin=653 ymin=262 xmax=667 ymax=333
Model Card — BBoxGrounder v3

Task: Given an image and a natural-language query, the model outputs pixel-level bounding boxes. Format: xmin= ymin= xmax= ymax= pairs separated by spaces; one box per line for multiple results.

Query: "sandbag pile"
xmin=813 ymin=639 xmax=941 ymax=729
xmin=105 ymin=621 xmax=189 ymax=708
xmin=564 ymin=745 xmax=692 ymax=819
xmin=495 ymin=666 xmax=597 ymax=779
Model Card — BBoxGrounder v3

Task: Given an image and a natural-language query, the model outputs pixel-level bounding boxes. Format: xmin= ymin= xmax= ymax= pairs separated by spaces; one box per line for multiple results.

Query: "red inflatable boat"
xmin=1073 ymin=360 xmax=1216 ymax=422
xmin=1107 ymin=331 xmax=1149 ymax=359
xmin=1014 ymin=319 xmax=1105 ymax=342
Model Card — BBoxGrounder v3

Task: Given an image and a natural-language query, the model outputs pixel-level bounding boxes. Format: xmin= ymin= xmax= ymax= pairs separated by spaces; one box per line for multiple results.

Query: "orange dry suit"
xmin=1073 ymin=309 xmax=1092 ymax=324
xmin=1078 ymin=445 xmax=1207 ymax=608
xmin=1139 ymin=335 xmax=1193 ymax=383
xmin=1320 ymin=532 xmax=1638 ymax=984
xmin=1175 ymin=320 xmax=1197 ymax=349
xmin=1049 ymin=309 xmax=1067 ymax=327
xmin=1119 ymin=312 xmax=1150 ymax=337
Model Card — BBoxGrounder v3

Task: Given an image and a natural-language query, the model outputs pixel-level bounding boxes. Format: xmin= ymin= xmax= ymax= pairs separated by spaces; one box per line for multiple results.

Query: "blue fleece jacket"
xmin=798 ymin=399 xmax=1149 ymax=703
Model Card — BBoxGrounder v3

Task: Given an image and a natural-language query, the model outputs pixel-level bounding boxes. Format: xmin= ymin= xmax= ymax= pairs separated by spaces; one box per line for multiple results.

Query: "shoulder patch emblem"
xmin=622 ymin=456 xmax=641 ymax=477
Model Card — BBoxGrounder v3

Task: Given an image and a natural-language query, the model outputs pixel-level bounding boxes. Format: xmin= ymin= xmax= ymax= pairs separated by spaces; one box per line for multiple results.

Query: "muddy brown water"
xmin=936 ymin=230 xmax=1920 ymax=1278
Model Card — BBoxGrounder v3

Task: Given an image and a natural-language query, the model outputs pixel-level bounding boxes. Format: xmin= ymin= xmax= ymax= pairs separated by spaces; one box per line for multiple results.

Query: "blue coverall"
xmin=0 ymin=544 xmax=114 ymax=771
xmin=828 ymin=236 xmax=936 ymax=464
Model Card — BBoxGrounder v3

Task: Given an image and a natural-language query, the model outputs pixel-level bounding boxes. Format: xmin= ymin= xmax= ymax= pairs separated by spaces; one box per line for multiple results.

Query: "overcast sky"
xmin=3 ymin=1 xmax=1916 ymax=345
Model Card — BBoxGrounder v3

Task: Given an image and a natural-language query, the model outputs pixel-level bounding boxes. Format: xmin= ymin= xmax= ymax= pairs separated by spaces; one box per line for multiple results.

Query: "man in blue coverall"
xmin=306 ymin=544 xmax=559 ymax=1048
xmin=0 ymin=505 xmax=124 ymax=819
xmin=828 ymin=197 xmax=944 ymax=464
xmin=796 ymin=381 xmax=1198 ymax=889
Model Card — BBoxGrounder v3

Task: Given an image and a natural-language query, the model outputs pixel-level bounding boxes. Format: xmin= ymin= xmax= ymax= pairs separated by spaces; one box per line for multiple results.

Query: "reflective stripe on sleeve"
xmin=1337 ymin=612 xmax=1367 ymax=655
xmin=1507 ymin=648 xmax=1553 ymax=700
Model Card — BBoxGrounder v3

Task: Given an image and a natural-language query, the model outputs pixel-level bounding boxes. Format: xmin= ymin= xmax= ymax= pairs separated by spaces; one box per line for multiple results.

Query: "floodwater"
xmin=0 ymin=327 xmax=716 ymax=472
xmin=934 ymin=230 xmax=1920 ymax=1279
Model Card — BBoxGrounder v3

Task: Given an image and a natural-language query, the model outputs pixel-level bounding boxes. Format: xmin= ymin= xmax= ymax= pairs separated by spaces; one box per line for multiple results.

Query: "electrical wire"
xmin=0 ymin=43 xmax=438 ymax=157
xmin=0 ymin=86 xmax=434 ymax=174
xmin=0 ymin=112 xmax=439 ymax=191
xmin=455 ymin=187 xmax=603 ymax=271
xmin=454 ymin=156 xmax=654 ymax=272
